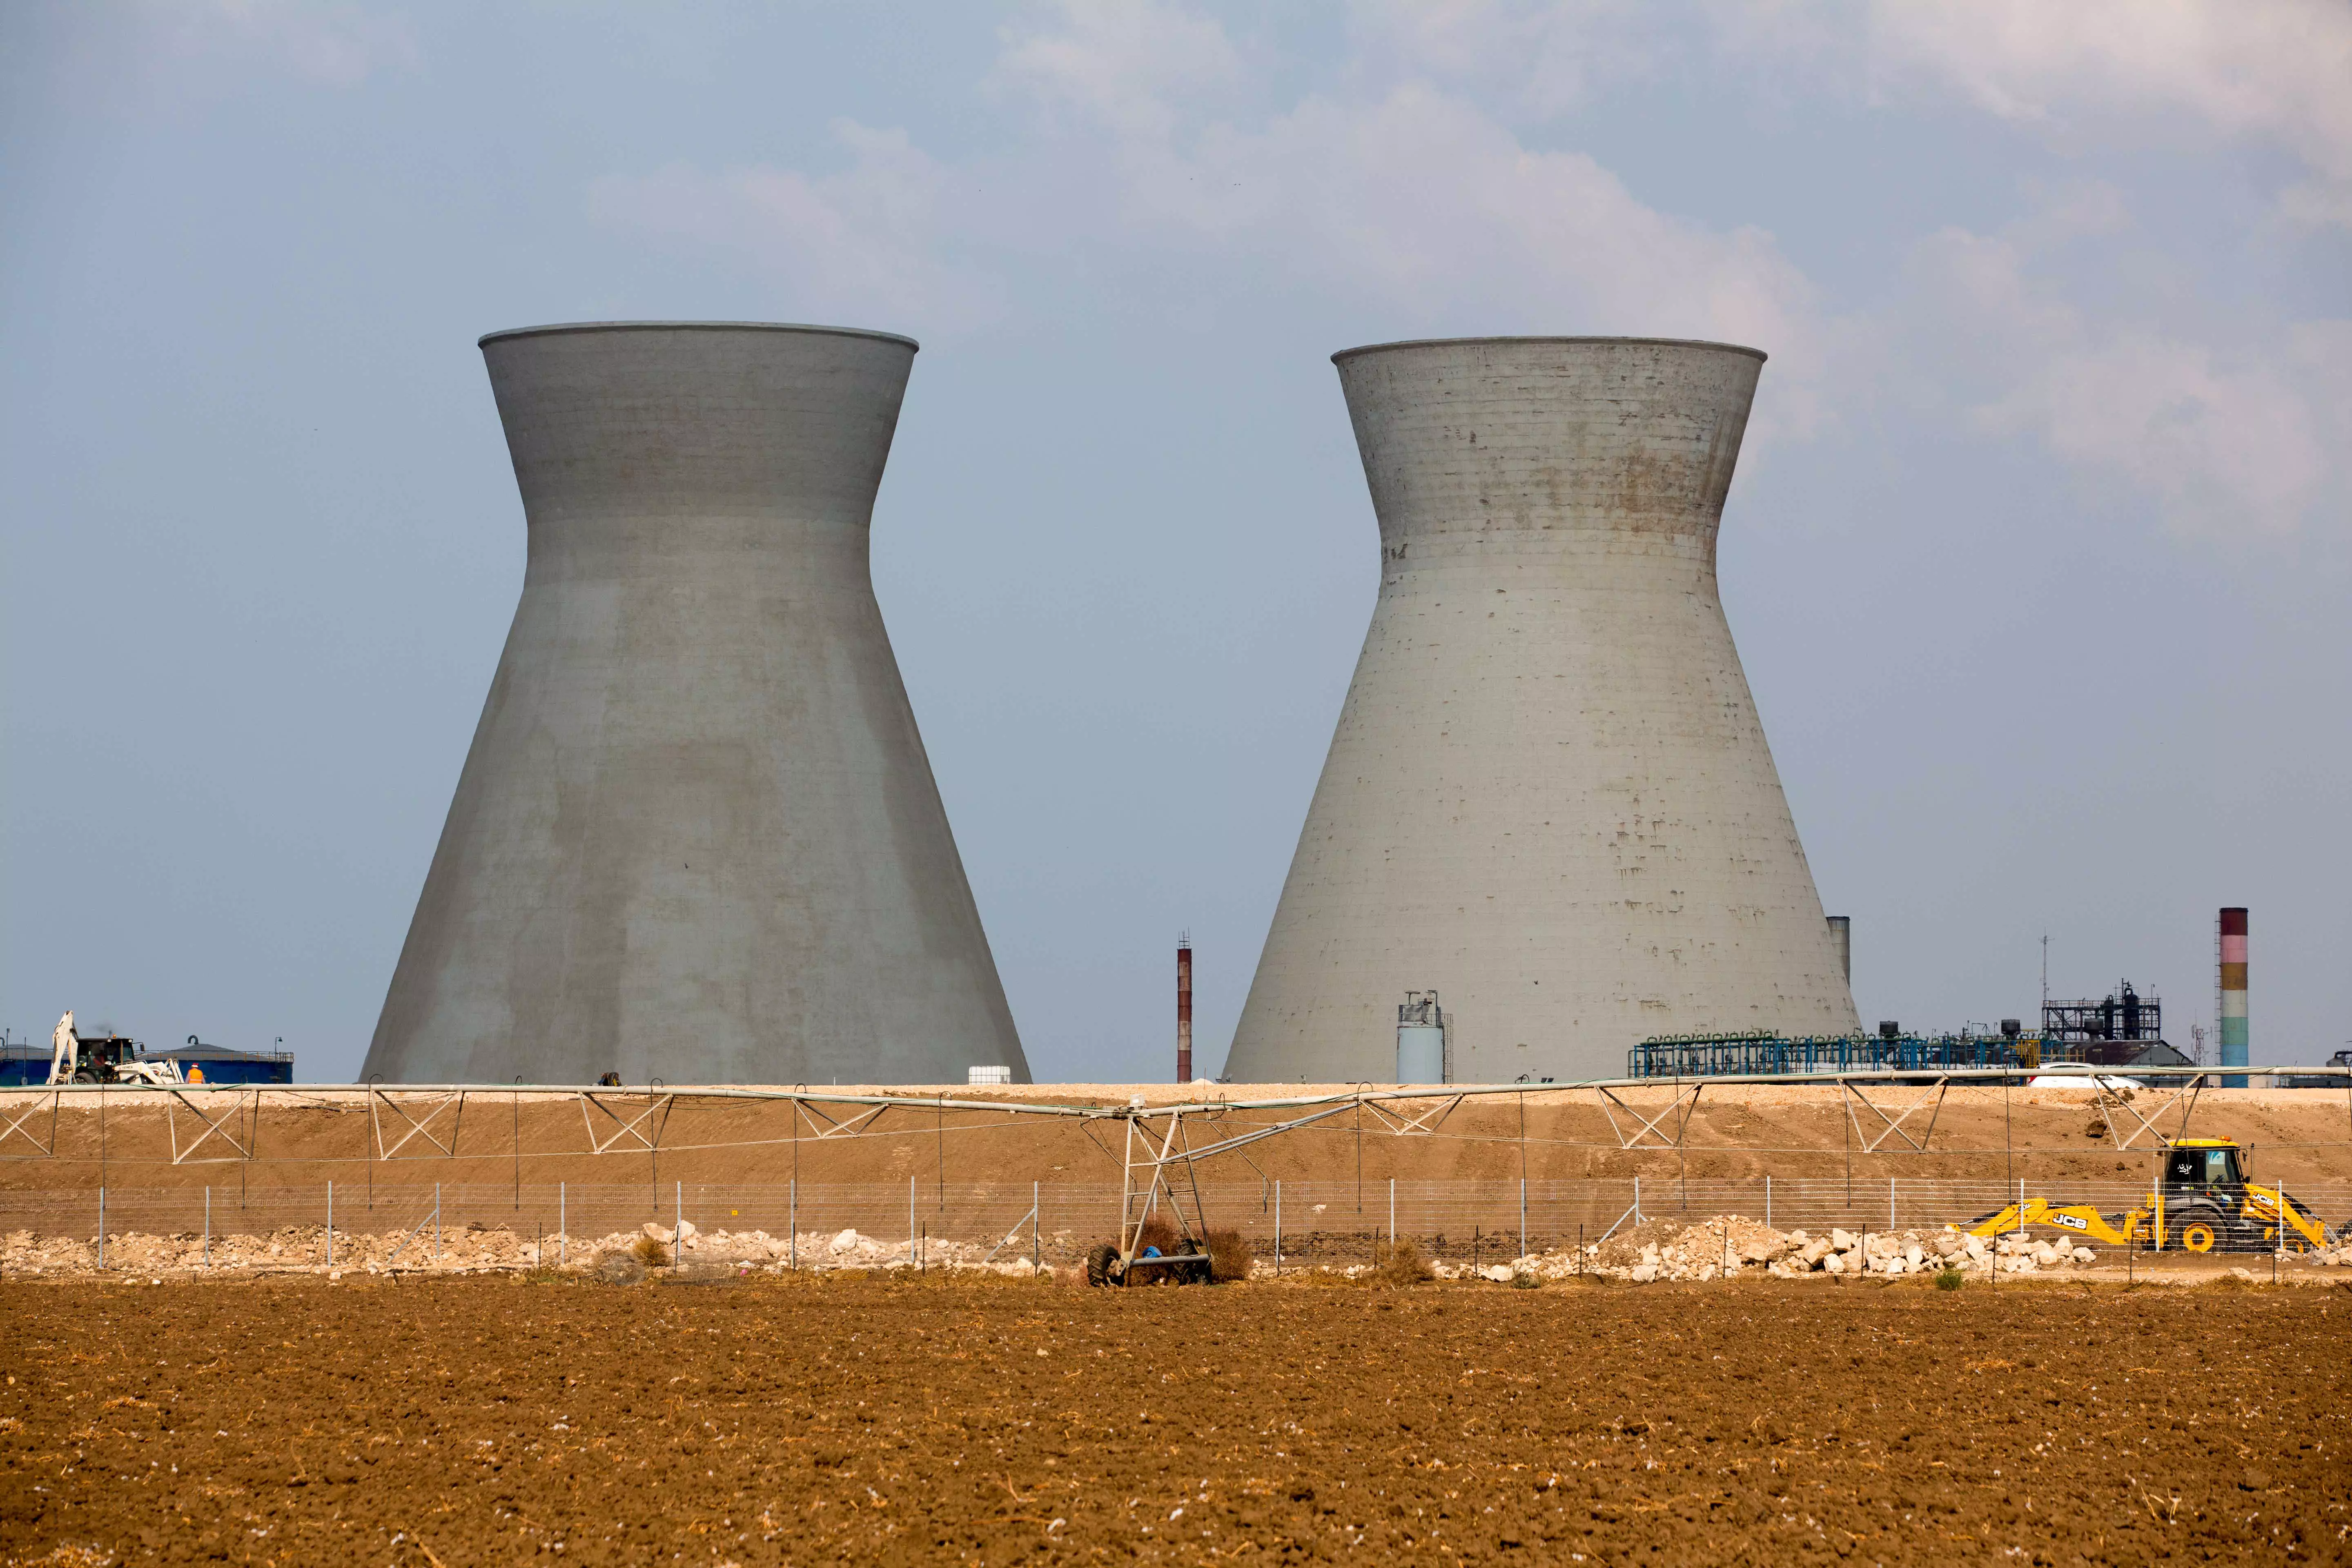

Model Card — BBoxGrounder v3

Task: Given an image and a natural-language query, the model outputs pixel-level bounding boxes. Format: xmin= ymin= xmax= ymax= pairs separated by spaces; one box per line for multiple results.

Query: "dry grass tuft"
xmin=632 ymin=1234 xmax=672 ymax=1269
xmin=1372 ymin=1238 xmax=1435 ymax=1286
xmin=1205 ymin=1228 xmax=1255 ymax=1283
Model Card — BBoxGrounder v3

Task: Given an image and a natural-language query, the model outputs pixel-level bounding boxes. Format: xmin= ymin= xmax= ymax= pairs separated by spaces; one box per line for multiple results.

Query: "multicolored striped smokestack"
xmin=2218 ymin=906 xmax=2248 ymax=1088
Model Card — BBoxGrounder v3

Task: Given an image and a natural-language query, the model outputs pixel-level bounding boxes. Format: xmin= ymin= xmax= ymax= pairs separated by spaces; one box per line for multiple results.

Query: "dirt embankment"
xmin=2 ymin=1272 xmax=2345 ymax=1565
xmin=2 ymin=1082 xmax=2348 ymax=1191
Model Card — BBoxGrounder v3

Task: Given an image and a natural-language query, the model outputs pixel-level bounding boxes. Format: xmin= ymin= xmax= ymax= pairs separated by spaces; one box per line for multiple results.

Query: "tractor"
xmin=1969 ymin=1138 xmax=2339 ymax=1254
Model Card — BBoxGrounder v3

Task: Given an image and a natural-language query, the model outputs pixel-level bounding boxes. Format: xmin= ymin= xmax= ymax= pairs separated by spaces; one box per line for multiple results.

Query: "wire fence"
xmin=7 ymin=1176 xmax=2346 ymax=1270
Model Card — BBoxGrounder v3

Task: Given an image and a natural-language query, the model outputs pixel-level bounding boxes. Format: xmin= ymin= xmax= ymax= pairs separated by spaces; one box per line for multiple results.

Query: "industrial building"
xmin=364 ymin=322 xmax=1026 ymax=1086
xmin=0 ymin=1029 xmax=292 ymax=1086
xmin=1227 ymin=336 xmax=1860 ymax=1085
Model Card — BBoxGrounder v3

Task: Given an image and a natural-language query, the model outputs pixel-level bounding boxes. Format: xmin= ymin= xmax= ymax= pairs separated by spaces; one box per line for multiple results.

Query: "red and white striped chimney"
xmin=1176 ymin=936 xmax=1194 ymax=1084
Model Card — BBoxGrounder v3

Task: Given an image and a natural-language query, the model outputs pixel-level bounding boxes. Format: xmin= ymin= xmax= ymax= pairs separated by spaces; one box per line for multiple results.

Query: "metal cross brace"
xmin=791 ymin=1099 xmax=893 ymax=1141
xmin=1362 ymin=1092 xmax=1466 ymax=1137
xmin=0 ymin=1092 xmax=58 ymax=1157
xmin=372 ymin=1089 xmax=466 ymax=1159
xmin=1839 ymin=1078 xmax=1949 ymax=1154
xmin=580 ymin=1091 xmax=674 ymax=1155
xmin=165 ymin=1087 xmax=252 ymax=1164
xmin=380 ymin=1189 xmax=444 ymax=1270
xmin=1595 ymin=1082 xmax=1704 ymax=1150
xmin=981 ymin=1196 xmax=1042 ymax=1267
xmin=2094 ymin=1078 xmax=2203 ymax=1151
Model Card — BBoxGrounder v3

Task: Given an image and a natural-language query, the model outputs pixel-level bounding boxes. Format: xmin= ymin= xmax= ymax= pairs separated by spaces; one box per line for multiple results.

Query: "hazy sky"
xmin=4 ymin=1 xmax=2347 ymax=1083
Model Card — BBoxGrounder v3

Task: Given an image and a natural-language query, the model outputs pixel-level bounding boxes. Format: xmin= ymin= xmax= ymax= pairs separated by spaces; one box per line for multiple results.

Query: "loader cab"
xmin=59 ymin=1032 xmax=138 ymax=1083
xmin=2162 ymin=1140 xmax=2247 ymax=1195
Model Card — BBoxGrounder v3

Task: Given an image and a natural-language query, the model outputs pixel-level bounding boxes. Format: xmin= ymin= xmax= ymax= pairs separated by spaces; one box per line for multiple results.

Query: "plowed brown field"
xmin=2 ymin=1273 xmax=2344 ymax=1565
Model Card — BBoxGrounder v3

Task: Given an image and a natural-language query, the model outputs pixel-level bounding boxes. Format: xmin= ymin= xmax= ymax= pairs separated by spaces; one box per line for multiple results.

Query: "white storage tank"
xmin=1396 ymin=991 xmax=1448 ymax=1084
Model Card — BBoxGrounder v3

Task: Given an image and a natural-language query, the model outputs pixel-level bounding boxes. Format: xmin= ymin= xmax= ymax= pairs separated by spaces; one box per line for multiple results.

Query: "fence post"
xmin=1032 ymin=1180 xmax=1040 ymax=1272
xmin=1274 ymin=1180 xmax=1282 ymax=1272
xmin=2013 ymin=1176 xmax=2025 ymax=1272
xmin=1388 ymin=1178 xmax=1395 ymax=1247
xmin=434 ymin=1182 xmax=442 ymax=1262
xmin=203 ymin=1186 xmax=210 ymax=1269
xmin=1889 ymin=1176 xmax=1896 ymax=1233
xmin=1519 ymin=1178 xmax=1527 ymax=1262
xmin=789 ymin=1179 xmax=797 ymax=1271
xmin=559 ymin=1182 xmax=566 ymax=1267
xmin=327 ymin=1180 xmax=334 ymax=1271
xmin=909 ymin=1176 xmax=916 ymax=1268
xmin=97 ymin=1187 xmax=105 ymax=1271
xmin=675 ymin=1180 xmax=683 ymax=1267
xmin=1765 ymin=1175 xmax=1772 ymax=1230
xmin=1633 ymin=1175 xmax=1641 ymax=1225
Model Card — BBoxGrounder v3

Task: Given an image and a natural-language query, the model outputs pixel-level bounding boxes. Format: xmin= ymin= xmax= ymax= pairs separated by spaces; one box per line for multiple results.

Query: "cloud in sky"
xmin=151 ymin=0 xmax=419 ymax=87
xmin=588 ymin=122 xmax=1006 ymax=331
xmin=1341 ymin=0 xmax=1666 ymax=118
xmin=995 ymin=0 xmax=1245 ymax=140
xmin=579 ymin=0 xmax=2345 ymax=539
xmin=10 ymin=0 xmax=2349 ymax=1080
xmin=996 ymin=33 xmax=1824 ymax=393
xmin=1906 ymin=220 xmax=2346 ymax=538
xmin=1856 ymin=0 xmax=2352 ymax=228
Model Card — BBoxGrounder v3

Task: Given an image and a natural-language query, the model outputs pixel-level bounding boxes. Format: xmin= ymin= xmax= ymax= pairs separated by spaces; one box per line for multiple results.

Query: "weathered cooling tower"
xmin=1226 ymin=337 xmax=1858 ymax=1085
xmin=364 ymin=323 xmax=1026 ymax=1085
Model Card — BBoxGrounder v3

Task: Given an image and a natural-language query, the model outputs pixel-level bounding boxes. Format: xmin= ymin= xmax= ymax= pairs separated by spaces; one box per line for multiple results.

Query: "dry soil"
xmin=1 ymin=1272 xmax=2345 ymax=1565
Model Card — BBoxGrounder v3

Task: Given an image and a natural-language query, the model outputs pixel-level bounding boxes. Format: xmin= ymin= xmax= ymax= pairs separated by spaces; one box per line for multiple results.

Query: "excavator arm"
xmin=2246 ymin=1185 xmax=2340 ymax=1250
xmin=1966 ymin=1198 xmax=2143 ymax=1247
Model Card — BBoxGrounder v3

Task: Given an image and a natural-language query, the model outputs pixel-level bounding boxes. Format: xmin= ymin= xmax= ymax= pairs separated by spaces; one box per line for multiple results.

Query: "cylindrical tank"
xmin=2218 ymin=906 xmax=2248 ymax=1087
xmin=1826 ymin=916 xmax=1851 ymax=984
xmin=364 ymin=322 xmax=1026 ymax=1085
xmin=1228 ymin=337 xmax=1860 ymax=1085
xmin=1396 ymin=992 xmax=1446 ymax=1084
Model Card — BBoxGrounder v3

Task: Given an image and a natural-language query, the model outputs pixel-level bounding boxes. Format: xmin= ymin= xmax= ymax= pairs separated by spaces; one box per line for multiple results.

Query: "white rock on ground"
xmin=8 ymin=1211 xmax=2339 ymax=1284
xmin=0 ymin=1221 xmax=1063 ymax=1281
xmin=1499 ymin=1213 xmax=2160 ymax=1287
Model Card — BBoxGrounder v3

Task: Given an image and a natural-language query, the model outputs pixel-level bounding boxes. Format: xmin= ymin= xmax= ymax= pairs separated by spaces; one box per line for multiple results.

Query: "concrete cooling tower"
xmin=1225 ymin=337 xmax=1858 ymax=1085
xmin=364 ymin=322 xmax=1026 ymax=1085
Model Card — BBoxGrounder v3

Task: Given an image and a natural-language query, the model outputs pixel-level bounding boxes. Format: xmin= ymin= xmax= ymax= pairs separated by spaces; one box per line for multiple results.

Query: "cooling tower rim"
xmin=478 ymin=321 xmax=920 ymax=352
xmin=1331 ymin=334 xmax=1766 ymax=365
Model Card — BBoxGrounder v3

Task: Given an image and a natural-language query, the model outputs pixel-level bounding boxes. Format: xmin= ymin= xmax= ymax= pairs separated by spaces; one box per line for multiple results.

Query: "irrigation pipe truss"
xmin=1 ymin=1066 xmax=2345 ymax=1176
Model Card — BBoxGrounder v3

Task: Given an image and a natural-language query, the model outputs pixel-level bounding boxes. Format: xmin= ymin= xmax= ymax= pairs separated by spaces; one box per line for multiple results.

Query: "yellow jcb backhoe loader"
xmin=1967 ymin=1139 xmax=2340 ymax=1254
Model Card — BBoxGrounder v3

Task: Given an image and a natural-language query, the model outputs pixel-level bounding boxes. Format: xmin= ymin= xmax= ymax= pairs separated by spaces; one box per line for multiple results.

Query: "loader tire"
xmin=1084 ymin=1244 xmax=1118 ymax=1287
xmin=2171 ymin=1205 xmax=2227 ymax=1254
